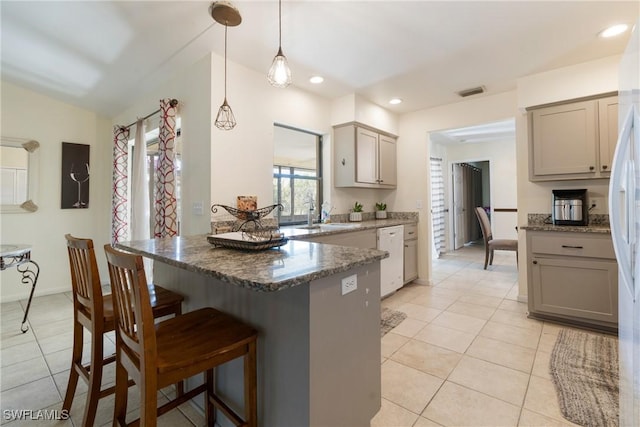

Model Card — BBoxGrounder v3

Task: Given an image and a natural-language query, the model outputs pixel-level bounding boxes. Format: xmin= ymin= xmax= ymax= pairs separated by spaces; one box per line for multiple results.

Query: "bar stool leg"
xmin=205 ymin=369 xmax=215 ymax=427
xmin=62 ymin=321 xmax=83 ymax=414
xmin=245 ymin=341 xmax=258 ymax=427
xmin=83 ymin=328 xmax=104 ymax=426
xmin=113 ymin=352 xmax=128 ymax=427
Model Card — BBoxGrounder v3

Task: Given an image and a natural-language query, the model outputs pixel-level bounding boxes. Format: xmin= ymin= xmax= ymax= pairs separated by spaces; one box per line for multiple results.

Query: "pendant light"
xmin=267 ymin=0 xmax=291 ymax=88
xmin=210 ymin=1 xmax=242 ymax=130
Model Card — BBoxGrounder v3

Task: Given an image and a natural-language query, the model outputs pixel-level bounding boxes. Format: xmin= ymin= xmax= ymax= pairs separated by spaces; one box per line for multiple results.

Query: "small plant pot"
xmin=349 ymin=212 xmax=363 ymax=222
xmin=375 ymin=211 xmax=387 ymax=219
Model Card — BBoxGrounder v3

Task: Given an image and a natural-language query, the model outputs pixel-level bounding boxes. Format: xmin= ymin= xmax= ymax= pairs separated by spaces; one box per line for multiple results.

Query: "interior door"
xmin=453 ymin=163 xmax=465 ymax=249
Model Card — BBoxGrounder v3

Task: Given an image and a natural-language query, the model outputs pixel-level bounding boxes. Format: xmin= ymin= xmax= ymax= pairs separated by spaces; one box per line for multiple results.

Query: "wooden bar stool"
xmin=104 ymin=244 xmax=258 ymax=427
xmin=63 ymin=235 xmax=184 ymax=426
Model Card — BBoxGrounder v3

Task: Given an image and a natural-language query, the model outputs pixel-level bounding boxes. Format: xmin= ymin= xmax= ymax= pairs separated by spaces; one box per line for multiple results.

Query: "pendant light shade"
xmin=215 ymin=98 xmax=236 ymax=130
xmin=210 ymin=1 xmax=241 ymax=130
xmin=268 ymin=0 xmax=291 ymax=88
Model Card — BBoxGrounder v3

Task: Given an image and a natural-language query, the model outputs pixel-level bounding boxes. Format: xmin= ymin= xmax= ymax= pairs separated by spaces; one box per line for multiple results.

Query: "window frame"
xmin=273 ymin=125 xmax=323 ymax=226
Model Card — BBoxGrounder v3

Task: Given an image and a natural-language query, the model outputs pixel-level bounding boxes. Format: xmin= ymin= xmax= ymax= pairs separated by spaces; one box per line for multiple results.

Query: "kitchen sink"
xmin=296 ymin=223 xmax=362 ymax=231
xmin=319 ymin=223 xmax=362 ymax=229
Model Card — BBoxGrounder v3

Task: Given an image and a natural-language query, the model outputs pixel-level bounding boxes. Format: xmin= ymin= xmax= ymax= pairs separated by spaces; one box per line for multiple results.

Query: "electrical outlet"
xmin=192 ymin=201 xmax=204 ymax=215
xmin=341 ymin=274 xmax=357 ymax=295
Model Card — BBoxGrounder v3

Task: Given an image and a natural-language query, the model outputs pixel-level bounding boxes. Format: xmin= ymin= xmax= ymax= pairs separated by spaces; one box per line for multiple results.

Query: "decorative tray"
xmin=207 ymin=231 xmax=288 ymax=251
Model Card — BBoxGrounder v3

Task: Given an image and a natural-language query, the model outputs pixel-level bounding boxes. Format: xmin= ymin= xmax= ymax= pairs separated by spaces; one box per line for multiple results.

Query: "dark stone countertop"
xmin=281 ymin=218 xmax=417 ymax=240
xmin=520 ymin=224 xmax=611 ymax=234
xmin=116 ymin=234 xmax=387 ymax=293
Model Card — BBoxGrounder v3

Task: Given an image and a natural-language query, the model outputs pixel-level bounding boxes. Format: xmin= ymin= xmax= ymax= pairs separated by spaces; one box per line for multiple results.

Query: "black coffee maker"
xmin=552 ymin=189 xmax=588 ymax=226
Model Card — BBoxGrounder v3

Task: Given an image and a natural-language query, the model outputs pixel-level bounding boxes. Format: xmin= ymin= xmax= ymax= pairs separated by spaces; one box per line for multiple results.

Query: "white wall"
xmin=208 ymin=54 xmax=332 ymax=216
xmin=0 ymin=82 xmax=112 ymax=301
xmin=112 ymin=53 xmax=215 ymax=237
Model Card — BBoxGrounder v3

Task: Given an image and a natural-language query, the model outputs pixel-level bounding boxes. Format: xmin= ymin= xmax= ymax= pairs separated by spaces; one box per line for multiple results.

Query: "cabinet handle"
xmin=379 ymin=179 xmax=384 ymax=183
xmin=404 ymin=245 xmax=409 ymax=248
xmin=341 ymin=158 xmax=346 ymax=166
xmin=589 ymin=166 xmax=595 ymax=171
xmin=533 ymin=260 xmax=538 ymax=265
xmin=561 ymin=245 xmax=583 ymax=249
xmin=408 ymin=231 xmax=415 ymax=235
xmin=602 ymin=165 xmax=608 ymax=170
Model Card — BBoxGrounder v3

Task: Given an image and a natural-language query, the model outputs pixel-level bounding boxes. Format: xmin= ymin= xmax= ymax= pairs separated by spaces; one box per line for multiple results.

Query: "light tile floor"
xmin=374 ymin=243 xmax=586 ymax=427
xmin=0 ymin=243 xmax=601 ymax=426
xmin=0 ymin=289 xmax=204 ymax=426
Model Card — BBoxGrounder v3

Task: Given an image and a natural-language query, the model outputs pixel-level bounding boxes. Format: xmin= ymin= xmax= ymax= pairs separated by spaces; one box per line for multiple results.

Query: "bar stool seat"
xmin=63 ymin=234 xmax=184 ymax=427
xmin=104 ymin=244 xmax=258 ymax=427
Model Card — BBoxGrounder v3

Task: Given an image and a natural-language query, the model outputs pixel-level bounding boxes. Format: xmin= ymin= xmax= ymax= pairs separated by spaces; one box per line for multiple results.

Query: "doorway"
xmin=428 ymin=118 xmax=515 ymax=257
xmin=452 ymin=161 xmax=489 ymax=249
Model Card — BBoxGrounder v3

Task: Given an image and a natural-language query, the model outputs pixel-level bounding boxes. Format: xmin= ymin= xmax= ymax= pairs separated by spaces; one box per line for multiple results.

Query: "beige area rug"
xmin=380 ymin=307 xmax=407 ymax=337
xmin=550 ymin=329 xmax=619 ymax=427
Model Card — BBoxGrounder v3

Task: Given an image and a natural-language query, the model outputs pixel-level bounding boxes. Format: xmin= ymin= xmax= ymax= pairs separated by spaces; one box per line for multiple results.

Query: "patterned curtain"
xmin=111 ymin=126 xmax=130 ymax=244
xmin=430 ymin=157 xmax=445 ymax=257
xmin=154 ymin=98 xmax=179 ymax=238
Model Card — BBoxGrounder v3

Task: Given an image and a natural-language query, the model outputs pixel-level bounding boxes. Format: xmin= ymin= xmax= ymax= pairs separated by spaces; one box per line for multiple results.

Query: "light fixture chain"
xmin=224 ymin=23 xmax=228 ymax=98
xmin=278 ymin=0 xmax=282 ymax=48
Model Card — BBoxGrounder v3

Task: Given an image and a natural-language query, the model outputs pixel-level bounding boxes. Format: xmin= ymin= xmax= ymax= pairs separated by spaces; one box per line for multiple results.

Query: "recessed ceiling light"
xmin=599 ymin=24 xmax=628 ymax=38
xmin=389 ymin=98 xmax=402 ymax=105
xmin=309 ymin=75 xmax=324 ymax=84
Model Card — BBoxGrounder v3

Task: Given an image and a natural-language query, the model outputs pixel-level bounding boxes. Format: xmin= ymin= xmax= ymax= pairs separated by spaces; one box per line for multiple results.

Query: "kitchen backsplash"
xmin=527 ymin=213 xmax=609 ymax=226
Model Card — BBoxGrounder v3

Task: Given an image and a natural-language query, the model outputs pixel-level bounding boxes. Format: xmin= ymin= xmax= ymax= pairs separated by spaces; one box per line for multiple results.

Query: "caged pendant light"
xmin=267 ymin=0 xmax=291 ymax=88
xmin=210 ymin=1 xmax=242 ymax=130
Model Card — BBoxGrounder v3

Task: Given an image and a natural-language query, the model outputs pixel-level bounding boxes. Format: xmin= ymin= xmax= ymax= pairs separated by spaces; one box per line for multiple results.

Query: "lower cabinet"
xmin=527 ymin=231 xmax=618 ymax=330
xmin=403 ymin=224 xmax=418 ymax=283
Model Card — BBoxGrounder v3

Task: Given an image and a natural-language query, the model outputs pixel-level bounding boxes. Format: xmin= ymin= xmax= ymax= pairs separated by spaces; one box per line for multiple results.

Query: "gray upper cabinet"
xmin=598 ymin=96 xmax=619 ymax=176
xmin=334 ymin=123 xmax=397 ymax=188
xmin=528 ymin=93 xmax=618 ymax=181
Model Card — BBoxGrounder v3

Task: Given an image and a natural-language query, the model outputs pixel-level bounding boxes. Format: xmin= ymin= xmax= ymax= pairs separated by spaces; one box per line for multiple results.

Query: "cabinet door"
xmin=403 ymin=239 xmax=418 ymax=283
xmin=378 ymin=135 xmax=397 ymax=186
xmin=598 ymin=96 xmax=619 ymax=174
xmin=355 ymin=127 xmax=378 ymax=184
xmin=531 ymin=100 xmax=597 ymax=177
xmin=531 ymin=256 xmax=618 ymax=324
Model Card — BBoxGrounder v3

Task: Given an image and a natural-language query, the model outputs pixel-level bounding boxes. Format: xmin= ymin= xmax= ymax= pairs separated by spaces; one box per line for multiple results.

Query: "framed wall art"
xmin=61 ymin=142 xmax=90 ymax=209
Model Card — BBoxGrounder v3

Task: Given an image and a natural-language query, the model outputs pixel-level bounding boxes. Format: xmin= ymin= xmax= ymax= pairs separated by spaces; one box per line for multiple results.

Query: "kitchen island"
xmin=117 ymin=234 xmax=387 ymax=427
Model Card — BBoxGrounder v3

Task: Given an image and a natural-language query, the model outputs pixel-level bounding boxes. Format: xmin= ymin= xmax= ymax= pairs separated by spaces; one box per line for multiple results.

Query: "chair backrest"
xmin=65 ymin=234 xmax=103 ymax=321
xmin=104 ymin=245 xmax=156 ymax=368
xmin=474 ymin=207 xmax=493 ymax=243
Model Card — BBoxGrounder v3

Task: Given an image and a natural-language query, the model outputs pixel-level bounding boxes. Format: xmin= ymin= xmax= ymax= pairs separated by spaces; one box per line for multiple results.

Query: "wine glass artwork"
xmin=69 ymin=163 xmax=90 ymax=208
xmin=61 ymin=142 xmax=90 ymax=209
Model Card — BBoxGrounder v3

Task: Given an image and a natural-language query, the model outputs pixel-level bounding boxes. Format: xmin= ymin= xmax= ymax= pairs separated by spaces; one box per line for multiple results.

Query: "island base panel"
xmin=153 ymin=261 xmax=381 ymax=427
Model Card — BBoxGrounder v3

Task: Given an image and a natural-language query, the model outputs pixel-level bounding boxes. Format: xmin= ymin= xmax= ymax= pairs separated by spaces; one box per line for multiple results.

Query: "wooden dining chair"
xmin=474 ymin=207 xmax=518 ymax=269
xmin=104 ymin=244 xmax=258 ymax=427
xmin=63 ymin=235 xmax=184 ymax=427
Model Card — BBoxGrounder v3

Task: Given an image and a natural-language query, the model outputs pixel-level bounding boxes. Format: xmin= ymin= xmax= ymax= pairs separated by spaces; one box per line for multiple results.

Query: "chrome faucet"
xmin=306 ymin=196 xmax=315 ymax=226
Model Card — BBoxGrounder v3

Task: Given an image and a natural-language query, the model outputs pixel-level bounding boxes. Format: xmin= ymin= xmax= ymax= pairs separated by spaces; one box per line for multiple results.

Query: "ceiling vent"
xmin=457 ymin=86 xmax=486 ymax=97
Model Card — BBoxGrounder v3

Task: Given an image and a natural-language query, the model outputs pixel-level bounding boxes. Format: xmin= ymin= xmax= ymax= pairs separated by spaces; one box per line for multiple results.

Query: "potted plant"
xmin=375 ymin=202 xmax=387 ymax=219
xmin=349 ymin=201 xmax=363 ymax=222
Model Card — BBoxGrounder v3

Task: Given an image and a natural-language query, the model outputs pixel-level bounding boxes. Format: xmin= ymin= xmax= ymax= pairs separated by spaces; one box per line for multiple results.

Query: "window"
xmin=128 ymin=119 xmax=182 ymax=235
xmin=273 ymin=125 xmax=322 ymax=225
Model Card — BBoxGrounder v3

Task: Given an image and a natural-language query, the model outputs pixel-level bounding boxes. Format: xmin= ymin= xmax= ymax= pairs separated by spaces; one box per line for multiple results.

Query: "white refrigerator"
xmin=609 ymin=19 xmax=640 ymax=426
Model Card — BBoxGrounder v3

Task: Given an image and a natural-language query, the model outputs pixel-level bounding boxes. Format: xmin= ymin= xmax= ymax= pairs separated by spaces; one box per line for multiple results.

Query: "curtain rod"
xmin=121 ymin=99 xmax=179 ymax=130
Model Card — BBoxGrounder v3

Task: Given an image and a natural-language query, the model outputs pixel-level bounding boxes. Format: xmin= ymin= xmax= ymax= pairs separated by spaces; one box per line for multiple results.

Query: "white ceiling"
xmin=1 ymin=1 xmax=638 ymax=120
